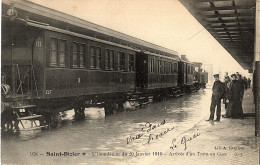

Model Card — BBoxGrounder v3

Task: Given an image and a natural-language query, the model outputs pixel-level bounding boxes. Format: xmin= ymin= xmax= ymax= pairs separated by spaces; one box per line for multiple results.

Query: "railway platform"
xmin=148 ymin=89 xmax=259 ymax=165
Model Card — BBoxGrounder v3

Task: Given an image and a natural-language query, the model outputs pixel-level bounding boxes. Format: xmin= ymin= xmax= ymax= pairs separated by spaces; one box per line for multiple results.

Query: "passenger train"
xmin=1 ymin=0 xmax=208 ymax=131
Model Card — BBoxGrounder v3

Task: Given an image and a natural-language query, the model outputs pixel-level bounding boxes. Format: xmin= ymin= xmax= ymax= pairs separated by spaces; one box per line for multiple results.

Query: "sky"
xmin=29 ymin=0 xmax=250 ymax=78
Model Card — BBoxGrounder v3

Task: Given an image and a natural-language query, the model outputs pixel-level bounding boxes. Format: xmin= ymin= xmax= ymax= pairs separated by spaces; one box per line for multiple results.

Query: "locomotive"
xmin=1 ymin=0 xmax=208 ymax=132
xmin=192 ymin=62 xmax=208 ymax=88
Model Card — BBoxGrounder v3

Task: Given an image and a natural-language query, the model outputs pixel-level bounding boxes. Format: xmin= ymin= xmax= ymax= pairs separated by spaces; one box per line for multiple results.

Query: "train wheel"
xmin=74 ymin=106 xmax=85 ymax=120
xmin=117 ymin=101 xmax=124 ymax=112
xmin=104 ymin=102 xmax=114 ymax=116
xmin=40 ymin=112 xmax=59 ymax=129
xmin=1 ymin=109 xmax=19 ymax=133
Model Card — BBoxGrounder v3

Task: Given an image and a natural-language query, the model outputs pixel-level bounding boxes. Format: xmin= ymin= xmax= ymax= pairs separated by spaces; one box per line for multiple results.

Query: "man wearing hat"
xmin=206 ymin=74 xmax=225 ymax=121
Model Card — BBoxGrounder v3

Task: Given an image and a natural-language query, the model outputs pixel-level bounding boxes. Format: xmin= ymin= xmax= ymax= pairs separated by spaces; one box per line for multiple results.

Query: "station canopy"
xmin=179 ymin=0 xmax=256 ymax=70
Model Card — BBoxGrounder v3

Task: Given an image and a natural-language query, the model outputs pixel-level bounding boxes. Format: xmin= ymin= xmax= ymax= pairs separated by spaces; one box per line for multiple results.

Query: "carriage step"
xmin=138 ymin=97 xmax=146 ymax=100
xmin=5 ymin=94 xmax=31 ymax=100
xmin=17 ymin=115 xmax=42 ymax=120
xmin=12 ymin=105 xmax=36 ymax=109
xmin=20 ymin=125 xmax=48 ymax=131
xmin=128 ymin=98 xmax=137 ymax=101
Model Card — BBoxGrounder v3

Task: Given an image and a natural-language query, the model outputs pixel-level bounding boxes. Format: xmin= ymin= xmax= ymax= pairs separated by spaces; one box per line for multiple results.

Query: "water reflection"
xmin=2 ymin=88 xmax=211 ymax=164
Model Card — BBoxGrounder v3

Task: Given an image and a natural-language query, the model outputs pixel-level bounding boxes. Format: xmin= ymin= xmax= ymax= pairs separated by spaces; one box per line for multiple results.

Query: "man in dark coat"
xmin=206 ymin=74 xmax=225 ymax=121
xmin=243 ymin=76 xmax=248 ymax=90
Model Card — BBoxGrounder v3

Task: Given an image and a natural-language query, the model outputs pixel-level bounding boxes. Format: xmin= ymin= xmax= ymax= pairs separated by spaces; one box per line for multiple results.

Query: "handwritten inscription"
xmin=170 ymin=129 xmax=201 ymax=150
xmin=126 ymin=133 xmax=143 ymax=144
xmin=126 ymin=119 xmax=175 ymax=145
xmin=145 ymin=126 xmax=175 ymax=145
xmin=181 ymin=131 xmax=200 ymax=150
xmin=141 ymin=119 xmax=166 ymax=132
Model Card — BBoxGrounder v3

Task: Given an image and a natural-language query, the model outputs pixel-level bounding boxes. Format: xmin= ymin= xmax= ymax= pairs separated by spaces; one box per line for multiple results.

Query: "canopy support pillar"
xmin=254 ymin=0 xmax=260 ymax=136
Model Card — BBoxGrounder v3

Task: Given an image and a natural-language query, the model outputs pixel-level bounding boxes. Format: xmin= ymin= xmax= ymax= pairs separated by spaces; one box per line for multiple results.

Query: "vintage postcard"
xmin=1 ymin=0 xmax=259 ymax=164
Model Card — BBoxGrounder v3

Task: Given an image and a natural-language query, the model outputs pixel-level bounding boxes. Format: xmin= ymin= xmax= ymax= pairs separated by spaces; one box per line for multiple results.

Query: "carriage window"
xmin=118 ymin=52 xmax=125 ymax=71
xmin=72 ymin=43 xmax=78 ymax=67
xmin=157 ymin=60 xmax=161 ymax=73
xmin=105 ymin=49 xmax=115 ymax=70
xmin=50 ymin=38 xmax=66 ymax=67
xmin=90 ymin=46 xmax=101 ymax=69
xmin=195 ymin=67 xmax=199 ymax=72
xmin=174 ymin=63 xmax=178 ymax=73
xmin=105 ymin=49 xmax=110 ymax=69
xmin=50 ymin=38 xmax=58 ymax=66
xmin=79 ymin=44 xmax=85 ymax=68
xmin=150 ymin=59 xmax=155 ymax=73
xmin=73 ymin=42 xmax=85 ymax=68
xmin=128 ymin=54 xmax=135 ymax=71
xmin=163 ymin=61 xmax=166 ymax=74
xmin=166 ymin=62 xmax=170 ymax=74
xmin=59 ymin=40 xmax=66 ymax=67
xmin=110 ymin=50 xmax=115 ymax=70
xmin=169 ymin=62 xmax=173 ymax=74
xmin=90 ymin=47 xmax=95 ymax=68
xmin=96 ymin=48 xmax=101 ymax=69
xmin=152 ymin=59 xmax=155 ymax=73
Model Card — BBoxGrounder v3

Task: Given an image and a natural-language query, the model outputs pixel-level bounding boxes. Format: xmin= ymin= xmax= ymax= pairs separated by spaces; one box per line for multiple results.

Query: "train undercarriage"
xmin=1 ymin=83 xmax=201 ymax=134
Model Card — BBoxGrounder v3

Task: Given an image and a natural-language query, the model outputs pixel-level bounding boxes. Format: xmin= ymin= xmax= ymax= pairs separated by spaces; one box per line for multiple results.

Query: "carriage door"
xmin=136 ymin=52 xmax=148 ymax=89
xmin=183 ymin=63 xmax=187 ymax=84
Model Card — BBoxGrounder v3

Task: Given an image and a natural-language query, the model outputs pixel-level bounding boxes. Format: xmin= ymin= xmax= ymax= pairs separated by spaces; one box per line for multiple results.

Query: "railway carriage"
xmin=134 ymin=51 xmax=180 ymax=100
xmin=177 ymin=57 xmax=195 ymax=93
xmin=2 ymin=17 xmax=137 ymax=109
xmin=136 ymin=51 xmax=179 ymax=96
xmin=1 ymin=0 xmax=208 ymax=132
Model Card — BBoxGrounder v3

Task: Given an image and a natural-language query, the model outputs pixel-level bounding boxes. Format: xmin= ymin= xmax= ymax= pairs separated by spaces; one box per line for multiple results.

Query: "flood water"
xmin=1 ymin=87 xmax=212 ymax=165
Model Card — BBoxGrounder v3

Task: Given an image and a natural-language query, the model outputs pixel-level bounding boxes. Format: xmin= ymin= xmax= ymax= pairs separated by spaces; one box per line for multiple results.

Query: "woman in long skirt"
xmin=229 ymin=74 xmax=244 ymax=118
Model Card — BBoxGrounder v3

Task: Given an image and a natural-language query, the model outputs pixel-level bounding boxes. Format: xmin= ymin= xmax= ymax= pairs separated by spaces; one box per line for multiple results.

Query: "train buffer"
xmin=11 ymin=104 xmax=48 ymax=131
xmin=17 ymin=115 xmax=42 ymax=120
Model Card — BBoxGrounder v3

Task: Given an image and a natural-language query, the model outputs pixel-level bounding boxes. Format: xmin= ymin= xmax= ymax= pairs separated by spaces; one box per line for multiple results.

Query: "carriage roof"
xmin=2 ymin=0 xmax=180 ymax=60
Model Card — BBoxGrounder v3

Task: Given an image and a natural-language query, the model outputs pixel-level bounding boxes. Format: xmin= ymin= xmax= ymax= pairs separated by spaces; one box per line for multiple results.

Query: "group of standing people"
xmin=207 ymin=72 xmax=250 ymax=122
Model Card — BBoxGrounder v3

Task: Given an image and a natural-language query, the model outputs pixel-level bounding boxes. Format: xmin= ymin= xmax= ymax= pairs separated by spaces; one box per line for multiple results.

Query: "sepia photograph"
xmin=1 ymin=0 xmax=260 ymax=164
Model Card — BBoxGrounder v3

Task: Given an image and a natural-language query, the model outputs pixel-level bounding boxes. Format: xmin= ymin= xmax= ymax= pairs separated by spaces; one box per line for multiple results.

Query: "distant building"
xmin=204 ymin=64 xmax=213 ymax=84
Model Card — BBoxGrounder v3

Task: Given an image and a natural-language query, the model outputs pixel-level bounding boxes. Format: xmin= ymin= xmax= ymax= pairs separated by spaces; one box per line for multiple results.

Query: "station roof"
xmin=178 ymin=0 xmax=256 ymax=70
